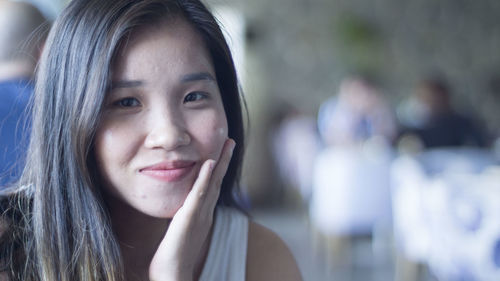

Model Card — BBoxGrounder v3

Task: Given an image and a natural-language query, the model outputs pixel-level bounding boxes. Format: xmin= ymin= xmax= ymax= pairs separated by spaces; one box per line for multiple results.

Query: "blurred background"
xmin=4 ymin=0 xmax=500 ymax=280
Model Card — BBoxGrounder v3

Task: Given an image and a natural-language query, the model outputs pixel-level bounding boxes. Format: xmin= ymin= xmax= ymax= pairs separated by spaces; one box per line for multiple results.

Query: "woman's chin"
xmin=145 ymin=209 xmax=178 ymax=219
xmin=137 ymin=197 xmax=186 ymax=219
xmin=102 ymin=182 xmax=191 ymax=219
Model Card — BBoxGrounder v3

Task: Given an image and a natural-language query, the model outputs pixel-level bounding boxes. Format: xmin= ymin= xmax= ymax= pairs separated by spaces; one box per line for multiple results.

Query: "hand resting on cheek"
xmin=149 ymin=139 xmax=235 ymax=281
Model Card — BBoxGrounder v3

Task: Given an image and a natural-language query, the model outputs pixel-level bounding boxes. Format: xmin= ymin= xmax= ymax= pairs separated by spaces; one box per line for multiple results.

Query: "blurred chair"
xmin=391 ymin=147 xmax=499 ymax=281
xmin=425 ymin=168 xmax=500 ymax=281
xmin=391 ymin=154 xmax=432 ymax=262
xmin=309 ymin=138 xmax=393 ymax=270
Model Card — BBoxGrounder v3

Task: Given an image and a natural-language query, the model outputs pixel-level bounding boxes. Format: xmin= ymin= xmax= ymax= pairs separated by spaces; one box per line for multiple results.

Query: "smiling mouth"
xmin=139 ymin=161 xmax=196 ymax=182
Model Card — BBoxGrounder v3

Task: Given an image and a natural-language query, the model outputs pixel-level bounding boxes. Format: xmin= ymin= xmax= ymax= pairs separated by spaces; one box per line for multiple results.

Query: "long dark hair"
xmin=0 ymin=0 xmax=245 ymax=280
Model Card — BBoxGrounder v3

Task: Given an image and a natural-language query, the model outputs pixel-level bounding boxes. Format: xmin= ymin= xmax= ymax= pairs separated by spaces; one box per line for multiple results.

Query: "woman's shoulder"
xmin=246 ymin=221 xmax=303 ymax=281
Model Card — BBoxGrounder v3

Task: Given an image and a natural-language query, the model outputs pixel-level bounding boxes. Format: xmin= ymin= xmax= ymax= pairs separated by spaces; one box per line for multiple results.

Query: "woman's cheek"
xmin=194 ymin=114 xmax=228 ymax=161
xmin=208 ymin=126 xmax=227 ymax=160
xmin=95 ymin=121 xmax=138 ymax=175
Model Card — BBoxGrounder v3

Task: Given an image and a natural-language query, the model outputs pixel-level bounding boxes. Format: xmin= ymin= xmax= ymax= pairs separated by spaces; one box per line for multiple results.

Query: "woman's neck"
xmin=105 ymin=195 xmax=214 ymax=281
xmin=106 ymin=195 xmax=170 ymax=280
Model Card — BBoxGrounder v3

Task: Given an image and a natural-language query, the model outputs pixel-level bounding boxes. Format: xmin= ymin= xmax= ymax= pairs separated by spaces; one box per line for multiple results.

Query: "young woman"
xmin=0 ymin=0 xmax=302 ymax=280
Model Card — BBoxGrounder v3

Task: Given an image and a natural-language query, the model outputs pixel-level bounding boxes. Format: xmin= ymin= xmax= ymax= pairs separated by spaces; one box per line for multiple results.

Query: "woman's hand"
xmin=148 ymin=139 xmax=236 ymax=281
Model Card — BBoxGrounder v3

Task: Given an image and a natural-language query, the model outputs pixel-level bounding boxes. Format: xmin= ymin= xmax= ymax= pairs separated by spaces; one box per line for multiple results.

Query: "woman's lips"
xmin=139 ymin=161 xmax=196 ymax=182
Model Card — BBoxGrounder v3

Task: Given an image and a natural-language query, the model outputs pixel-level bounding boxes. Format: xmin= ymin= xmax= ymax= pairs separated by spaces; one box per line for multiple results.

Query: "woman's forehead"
xmin=116 ymin=17 xmax=197 ymax=59
xmin=112 ymin=18 xmax=214 ymax=79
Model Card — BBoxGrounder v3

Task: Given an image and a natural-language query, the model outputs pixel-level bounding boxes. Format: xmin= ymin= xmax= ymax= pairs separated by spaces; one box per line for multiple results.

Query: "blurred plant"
xmin=332 ymin=13 xmax=385 ymax=75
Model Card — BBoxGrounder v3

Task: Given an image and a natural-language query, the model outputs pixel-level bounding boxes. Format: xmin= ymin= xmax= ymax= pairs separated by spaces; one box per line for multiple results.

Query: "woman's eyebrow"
xmin=110 ymin=73 xmax=215 ymax=90
xmin=110 ymin=80 xmax=143 ymax=89
xmin=181 ymin=72 xmax=216 ymax=83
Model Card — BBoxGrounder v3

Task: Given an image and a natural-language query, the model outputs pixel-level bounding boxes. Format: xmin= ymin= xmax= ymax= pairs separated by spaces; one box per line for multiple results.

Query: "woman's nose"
xmin=143 ymin=109 xmax=191 ymax=150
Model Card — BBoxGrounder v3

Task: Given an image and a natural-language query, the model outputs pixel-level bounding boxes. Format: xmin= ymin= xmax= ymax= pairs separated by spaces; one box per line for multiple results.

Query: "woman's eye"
xmin=184 ymin=92 xmax=207 ymax=103
xmin=114 ymin=97 xmax=141 ymax=107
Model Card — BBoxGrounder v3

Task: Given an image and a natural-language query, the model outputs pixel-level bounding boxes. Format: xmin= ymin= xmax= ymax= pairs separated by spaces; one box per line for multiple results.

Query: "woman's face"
xmin=94 ymin=18 xmax=228 ymax=218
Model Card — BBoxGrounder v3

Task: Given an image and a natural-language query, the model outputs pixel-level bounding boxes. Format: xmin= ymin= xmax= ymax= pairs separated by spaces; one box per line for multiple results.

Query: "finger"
xmin=204 ymin=139 xmax=235 ymax=210
xmin=182 ymin=158 xmax=216 ymax=210
xmin=180 ymin=139 xmax=235 ymax=215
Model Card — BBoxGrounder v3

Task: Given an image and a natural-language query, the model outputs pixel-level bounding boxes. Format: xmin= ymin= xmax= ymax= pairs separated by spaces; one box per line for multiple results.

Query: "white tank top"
xmin=199 ymin=207 xmax=249 ymax=281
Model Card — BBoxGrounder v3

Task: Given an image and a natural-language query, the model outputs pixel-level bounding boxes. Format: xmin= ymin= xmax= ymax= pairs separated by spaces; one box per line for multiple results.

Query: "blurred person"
xmin=397 ymin=77 xmax=488 ymax=149
xmin=0 ymin=0 xmax=302 ymax=280
xmin=0 ymin=0 xmax=48 ymax=186
xmin=393 ymin=76 xmax=494 ymax=281
xmin=318 ymin=75 xmax=397 ymax=147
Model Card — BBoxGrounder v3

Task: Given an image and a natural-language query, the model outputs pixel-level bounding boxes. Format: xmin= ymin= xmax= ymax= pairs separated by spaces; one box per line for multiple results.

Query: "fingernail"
xmin=208 ymin=160 xmax=216 ymax=172
xmin=230 ymin=139 xmax=236 ymax=154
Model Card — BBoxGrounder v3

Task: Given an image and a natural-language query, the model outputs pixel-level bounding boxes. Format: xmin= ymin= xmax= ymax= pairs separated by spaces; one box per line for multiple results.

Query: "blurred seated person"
xmin=0 ymin=0 xmax=47 ymax=186
xmin=397 ymin=77 xmax=488 ymax=149
xmin=311 ymin=76 xmax=394 ymax=262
